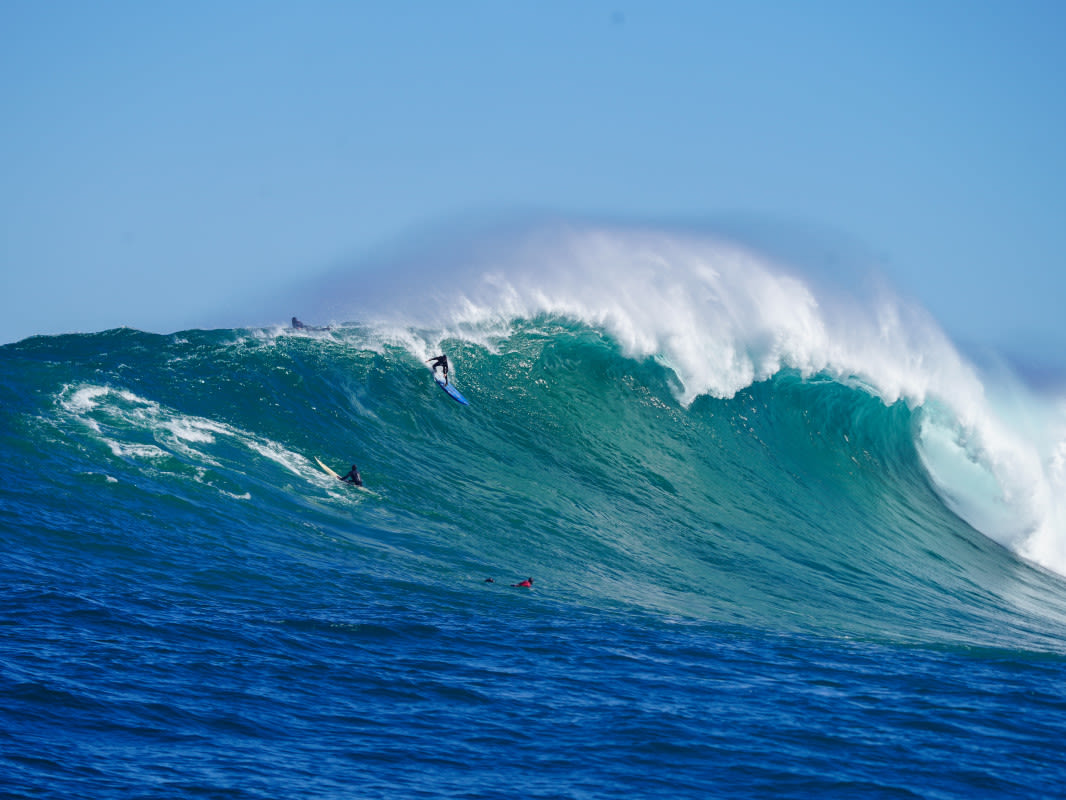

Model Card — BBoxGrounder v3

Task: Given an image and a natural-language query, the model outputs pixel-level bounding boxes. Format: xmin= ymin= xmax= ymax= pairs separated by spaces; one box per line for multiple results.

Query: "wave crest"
xmin=304 ymin=222 xmax=1066 ymax=577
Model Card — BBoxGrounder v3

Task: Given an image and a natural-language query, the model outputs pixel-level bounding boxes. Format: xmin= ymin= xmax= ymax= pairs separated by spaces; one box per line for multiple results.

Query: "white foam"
xmin=105 ymin=440 xmax=169 ymax=461
xmin=60 ymin=384 xmax=110 ymax=414
xmin=54 ymin=382 xmax=316 ymax=488
xmin=245 ymin=439 xmax=307 ymax=476
xmin=363 ymin=226 xmax=981 ymax=410
xmin=164 ymin=416 xmax=230 ymax=444
xmin=916 ymin=371 xmax=1066 ymax=574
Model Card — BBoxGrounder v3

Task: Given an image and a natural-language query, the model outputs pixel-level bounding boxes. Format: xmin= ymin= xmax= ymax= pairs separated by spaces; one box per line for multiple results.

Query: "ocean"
xmin=3 ymin=227 xmax=1066 ymax=798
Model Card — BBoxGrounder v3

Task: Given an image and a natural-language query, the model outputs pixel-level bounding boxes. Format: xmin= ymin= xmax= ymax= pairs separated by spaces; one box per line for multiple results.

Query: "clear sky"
xmin=3 ymin=1 xmax=1065 ymax=365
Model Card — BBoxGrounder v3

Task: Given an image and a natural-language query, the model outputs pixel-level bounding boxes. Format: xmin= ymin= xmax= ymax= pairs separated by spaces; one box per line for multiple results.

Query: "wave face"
xmin=5 ymin=226 xmax=1066 ymax=797
xmin=6 ymin=318 xmax=1066 ymax=643
xmin=309 ymin=223 xmax=1066 ymax=577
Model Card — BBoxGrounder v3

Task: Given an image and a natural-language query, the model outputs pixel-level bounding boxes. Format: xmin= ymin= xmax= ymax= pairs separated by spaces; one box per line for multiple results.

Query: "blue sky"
xmin=3 ymin=1 xmax=1065 ymax=364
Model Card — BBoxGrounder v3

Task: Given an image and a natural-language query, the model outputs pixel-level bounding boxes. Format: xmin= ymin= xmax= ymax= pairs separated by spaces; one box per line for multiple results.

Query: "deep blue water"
xmin=3 ymin=321 xmax=1066 ymax=799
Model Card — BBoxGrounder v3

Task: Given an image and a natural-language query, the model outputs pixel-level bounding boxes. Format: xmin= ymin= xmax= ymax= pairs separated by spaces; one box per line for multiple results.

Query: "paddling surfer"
xmin=340 ymin=464 xmax=363 ymax=486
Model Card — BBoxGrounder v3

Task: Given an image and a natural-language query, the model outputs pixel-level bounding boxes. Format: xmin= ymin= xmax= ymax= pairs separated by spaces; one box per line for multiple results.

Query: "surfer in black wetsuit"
xmin=427 ymin=354 xmax=449 ymax=385
xmin=341 ymin=465 xmax=363 ymax=486
xmin=291 ymin=316 xmax=306 ymax=330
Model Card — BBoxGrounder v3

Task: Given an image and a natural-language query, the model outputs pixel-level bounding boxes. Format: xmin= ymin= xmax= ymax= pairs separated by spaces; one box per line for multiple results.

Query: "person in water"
xmin=427 ymin=354 xmax=449 ymax=385
xmin=512 ymin=577 xmax=533 ymax=588
xmin=291 ymin=316 xmax=306 ymax=330
xmin=340 ymin=464 xmax=363 ymax=486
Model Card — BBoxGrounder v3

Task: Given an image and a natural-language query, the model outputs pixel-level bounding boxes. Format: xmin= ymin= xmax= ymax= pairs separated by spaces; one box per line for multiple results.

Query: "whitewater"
xmin=3 ymin=223 xmax=1066 ymax=798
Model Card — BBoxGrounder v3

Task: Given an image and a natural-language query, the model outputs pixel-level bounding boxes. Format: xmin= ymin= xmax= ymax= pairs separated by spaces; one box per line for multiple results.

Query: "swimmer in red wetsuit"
xmin=512 ymin=577 xmax=533 ymax=588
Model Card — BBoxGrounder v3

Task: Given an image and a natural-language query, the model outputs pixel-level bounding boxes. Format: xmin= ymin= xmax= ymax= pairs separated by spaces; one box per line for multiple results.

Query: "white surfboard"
xmin=314 ymin=456 xmax=343 ymax=480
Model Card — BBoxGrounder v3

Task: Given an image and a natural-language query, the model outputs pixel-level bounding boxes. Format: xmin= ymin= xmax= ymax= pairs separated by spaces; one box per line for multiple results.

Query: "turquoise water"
xmin=3 ymin=317 xmax=1066 ymax=798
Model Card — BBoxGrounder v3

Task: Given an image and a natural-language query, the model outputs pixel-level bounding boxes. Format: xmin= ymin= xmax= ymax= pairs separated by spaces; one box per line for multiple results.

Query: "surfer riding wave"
xmin=427 ymin=354 xmax=449 ymax=385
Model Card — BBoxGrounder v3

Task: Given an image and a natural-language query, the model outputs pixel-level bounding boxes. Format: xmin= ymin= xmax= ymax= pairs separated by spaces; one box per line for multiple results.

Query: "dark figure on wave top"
xmin=291 ymin=316 xmax=334 ymax=332
xmin=427 ymin=354 xmax=449 ymax=385
xmin=341 ymin=464 xmax=363 ymax=486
